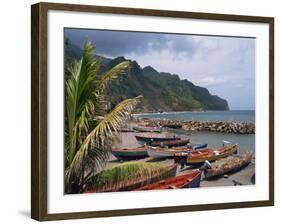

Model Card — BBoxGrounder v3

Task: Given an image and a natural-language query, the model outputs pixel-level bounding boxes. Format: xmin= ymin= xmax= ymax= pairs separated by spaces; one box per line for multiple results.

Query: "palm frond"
xmin=89 ymin=162 xmax=169 ymax=192
xmin=65 ymin=41 xmax=99 ymax=163
xmin=92 ymin=95 xmax=142 ymax=146
xmin=65 ymin=96 xmax=142 ymax=191
xmin=65 ymin=134 xmax=116 ymax=192
xmin=94 ymin=61 xmax=130 ymax=95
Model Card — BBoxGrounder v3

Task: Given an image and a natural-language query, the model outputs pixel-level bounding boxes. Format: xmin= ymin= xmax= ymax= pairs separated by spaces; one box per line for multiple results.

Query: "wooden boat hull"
xmin=112 ymin=148 xmax=148 ymax=160
xmin=188 ymin=171 xmax=202 ymax=188
xmin=135 ymin=135 xmax=180 ymax=144
xmin=186 ymin=144 xmax=238 ymax=165
xmin=136 ymin=170 xmax=202 ymax=190
xmin=204 ymin=152 xmax=253 ymax=179
xmin=133 ymin=126 xmax=161 ymax=133
xmin=148 ymin=139 xmax=190 ymax=148
xmin=147 ymin=147 xmax=192 ymax=159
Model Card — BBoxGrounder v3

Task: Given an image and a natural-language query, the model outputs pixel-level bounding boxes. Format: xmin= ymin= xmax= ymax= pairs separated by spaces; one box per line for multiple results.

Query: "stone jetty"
xmin=133 ymin=118 xmax=255 ymax=134
xmin=181 ymin=120 xmax=255 ymax=134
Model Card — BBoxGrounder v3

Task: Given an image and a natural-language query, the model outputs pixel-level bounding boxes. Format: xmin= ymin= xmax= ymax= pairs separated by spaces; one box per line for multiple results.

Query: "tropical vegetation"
xmin=88 ymin=162 xmax=170 ymax=192
xmin=64 ymin=41 xmax=148 ymax=193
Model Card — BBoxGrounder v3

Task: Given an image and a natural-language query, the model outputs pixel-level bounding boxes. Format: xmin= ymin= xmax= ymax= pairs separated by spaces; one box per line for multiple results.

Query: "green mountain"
xmin=65 ymin=42 xmax=229 ymax=113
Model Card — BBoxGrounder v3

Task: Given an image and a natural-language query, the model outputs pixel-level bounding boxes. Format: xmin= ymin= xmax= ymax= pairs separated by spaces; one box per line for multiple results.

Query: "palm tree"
xmin=64 ymin=41 xmax=144 ymax=193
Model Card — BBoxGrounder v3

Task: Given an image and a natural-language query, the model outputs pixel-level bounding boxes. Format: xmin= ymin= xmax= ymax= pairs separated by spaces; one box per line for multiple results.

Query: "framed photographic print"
xmin=31 ymin=2 xmax=274 ymax=221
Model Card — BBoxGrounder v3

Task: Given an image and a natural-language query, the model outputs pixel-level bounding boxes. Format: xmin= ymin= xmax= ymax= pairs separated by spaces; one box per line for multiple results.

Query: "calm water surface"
xmin=135 ymin=110 xmax=255 ymax=151
xmin=189 ymin=131 xmax=255 ymax=152
xmin=135 ymin=110 xmax=255 ymax=123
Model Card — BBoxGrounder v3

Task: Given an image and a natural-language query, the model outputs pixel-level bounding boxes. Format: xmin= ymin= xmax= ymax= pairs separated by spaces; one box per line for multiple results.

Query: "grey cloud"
xmin=65 ymin=28 xmax=196 ymax=57
xmin=65 ymin=28 xmax=255 ymax=110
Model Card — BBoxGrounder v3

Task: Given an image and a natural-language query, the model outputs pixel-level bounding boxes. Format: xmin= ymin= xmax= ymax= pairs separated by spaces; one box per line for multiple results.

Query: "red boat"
xmin=174 ymin=144 xmax=238 ymax=166
xmin=136 ymin=170 xmax=202 ymax=190
xmin=148 ymin=138 xmax=190 ymax=148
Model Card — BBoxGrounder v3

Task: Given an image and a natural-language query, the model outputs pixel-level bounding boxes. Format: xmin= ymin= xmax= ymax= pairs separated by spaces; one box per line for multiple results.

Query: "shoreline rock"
xmin=132 ymin=118 xmax=255 ymax=134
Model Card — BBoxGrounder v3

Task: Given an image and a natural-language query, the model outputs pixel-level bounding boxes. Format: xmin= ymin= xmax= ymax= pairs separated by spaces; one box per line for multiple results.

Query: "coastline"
xmin=132 ymin=109 xmax=255 ymax=116
xmin=132 ymin=110 xmax=206 ymax=116
xmin=108 ymin=129 xmax=255 ymax=188
xmin=106 ymin=110 xmax=256 ymax=190
xmin=132 ymin=117 xmax=255 ymax=134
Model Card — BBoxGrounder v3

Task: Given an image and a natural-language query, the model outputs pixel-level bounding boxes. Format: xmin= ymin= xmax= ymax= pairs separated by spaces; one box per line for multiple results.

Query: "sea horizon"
xmin=133 ymin=110 xmax=255 ymax=123
xmin=133 ymin=109 xmax=255 ymax=116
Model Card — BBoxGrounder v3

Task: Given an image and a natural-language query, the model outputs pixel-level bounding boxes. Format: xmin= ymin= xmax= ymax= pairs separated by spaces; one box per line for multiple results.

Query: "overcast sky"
xmin=65 ymin=28 xmax=255 ymax=110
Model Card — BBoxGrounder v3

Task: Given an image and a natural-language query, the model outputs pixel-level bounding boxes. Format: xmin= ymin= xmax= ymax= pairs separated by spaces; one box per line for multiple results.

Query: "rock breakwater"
xmin=133 ymin=118 xmax=255 ymax=134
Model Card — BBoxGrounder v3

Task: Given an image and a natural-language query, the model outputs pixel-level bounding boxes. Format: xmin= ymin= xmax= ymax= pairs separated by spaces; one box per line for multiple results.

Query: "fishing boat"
xmin=189 ymin=143 xmax=208 ymax=150
xmin=204 ymin=151 xmax=253 ymax=179
xmin=133 ymin=126 xmax=162 ymax=133
xmin=174 ymin=144 xmax=238 ymax=166
xmin=136 ymin=170 xmax=202 ymax=190
xmin=84 ymin=164 xmax=178 ymax=193
xmin=148 ymin=138 xmax=190 ymax=148
xmin=135 ymin=133 xmax=180 ymax=144
xmin=147 ymin=146 xmax=193 ymax=159
xmin=112 ymin=148 xmax=148 ymax=160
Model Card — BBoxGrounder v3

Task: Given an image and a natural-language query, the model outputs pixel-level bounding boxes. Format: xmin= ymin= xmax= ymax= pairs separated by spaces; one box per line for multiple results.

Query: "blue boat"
xmin=192 ymin=143 xmax=208 ymax=150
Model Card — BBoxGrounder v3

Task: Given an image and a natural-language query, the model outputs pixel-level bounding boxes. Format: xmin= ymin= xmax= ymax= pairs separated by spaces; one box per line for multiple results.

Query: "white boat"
xmin=147 ymin=147 xmax=191 ymax=159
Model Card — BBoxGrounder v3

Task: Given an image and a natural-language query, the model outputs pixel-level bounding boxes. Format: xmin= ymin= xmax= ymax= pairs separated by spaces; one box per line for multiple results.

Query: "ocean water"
xmin=135 ymin=110 xmax=255 ymax=151
xmin=188 ymin=131 xmax=255 ymax=152
xmin=135 ymin=110 xmax=255 ymax=123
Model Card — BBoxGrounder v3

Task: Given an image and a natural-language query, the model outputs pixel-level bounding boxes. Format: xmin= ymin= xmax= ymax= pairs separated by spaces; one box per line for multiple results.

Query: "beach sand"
xmin=106 ymin=131 xmax=255 ymax=188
